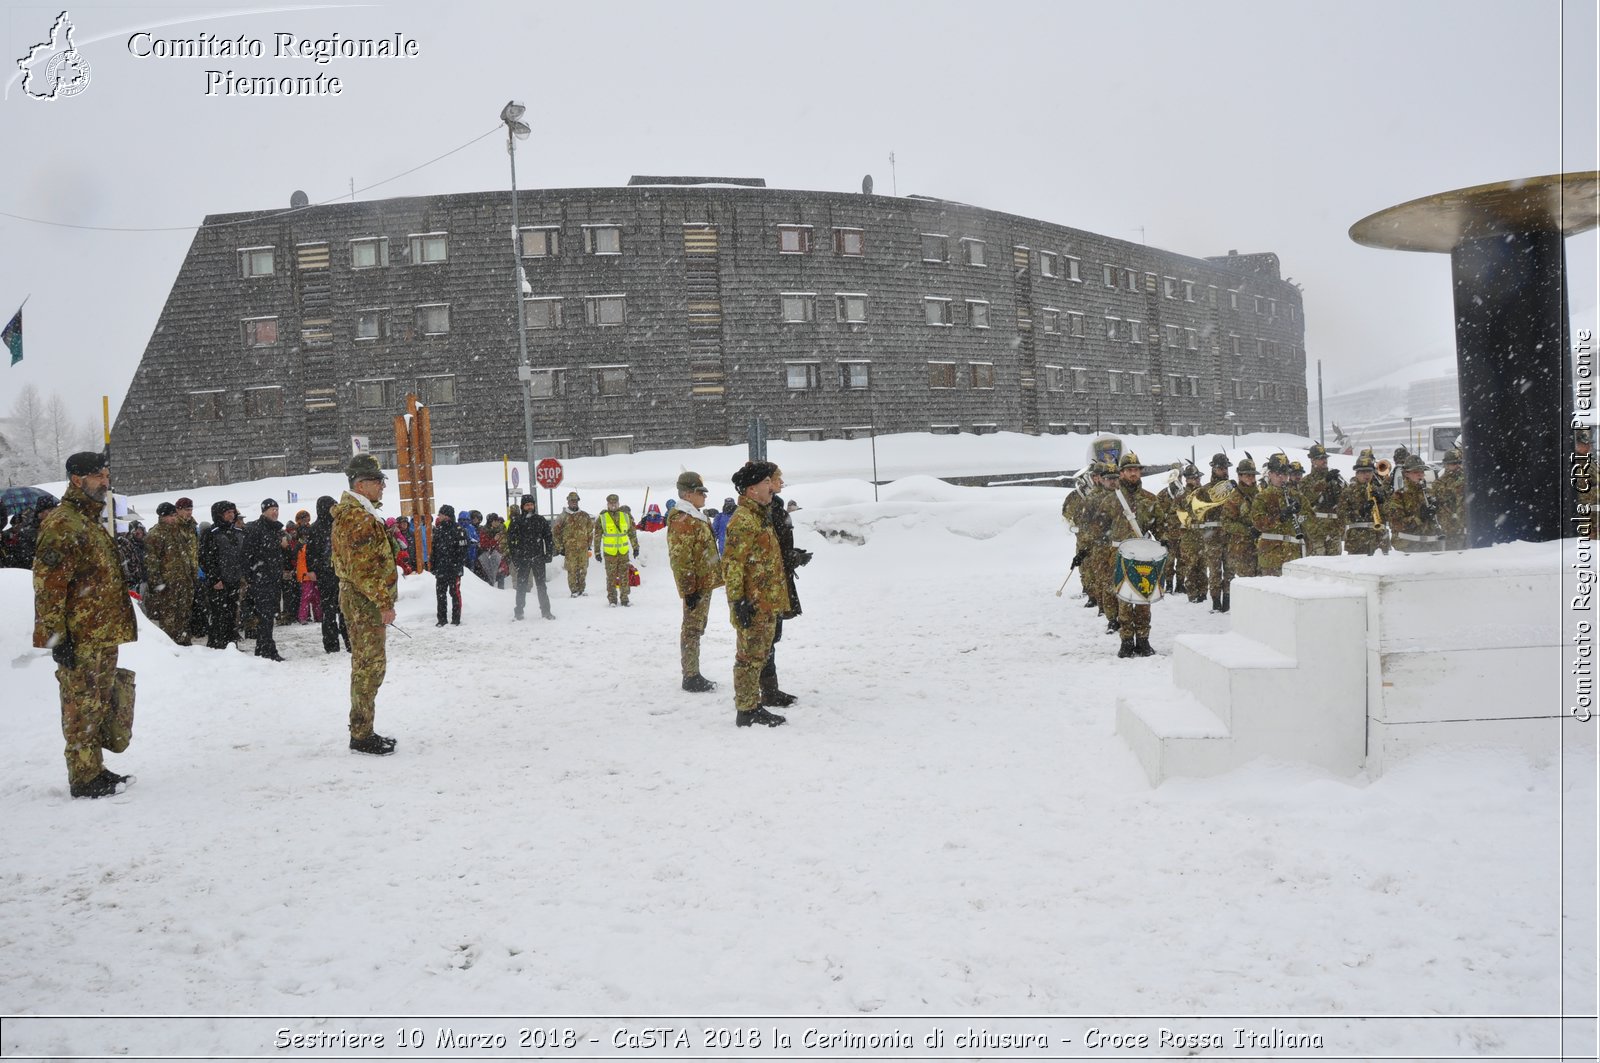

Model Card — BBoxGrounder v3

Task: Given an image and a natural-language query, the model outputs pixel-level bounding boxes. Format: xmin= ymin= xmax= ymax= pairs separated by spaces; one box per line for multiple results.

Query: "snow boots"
xmin=1117 ymin=637 xmax=1136 ymax=658
xmin=349 ymin=733 xmax=397 ymax=756
xmin=1135 ymin=636 xmax=1156 ymax=657
xmin=759 ymin=661 xmax=797 ymax=708
xmin=70 ymin=769 xmax=130 ymax=799
xmin=736 ymin=707 xmax=787 ymax=728
xmin=682 ymin=674 xmax=716 ymax=693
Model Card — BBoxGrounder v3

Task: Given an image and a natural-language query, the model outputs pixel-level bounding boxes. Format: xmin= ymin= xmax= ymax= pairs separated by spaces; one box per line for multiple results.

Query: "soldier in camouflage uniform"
xmin=592 ymin=493 xmax=640 ymax=606
xmin=1432 ymin=449 xmax=1468 ymax=550
xmin=332 ymin=454 xmax=399 ymax=756
xmin=1103 ymin=453 xmax=1168 ymax=658
xmin=1219 ymin=456 xmax=1261 ymax=602
xmin=142 ymin=501 xmax=195 ymax=644
xmin=1338 ymin=451 xmax=1389 ymax=556
xmin=1084 ymin=464 xmax=1123 ymax=629
xmin=723 ymin=461 xmax=790 ymax=727
xmin=32 ymin=452 xmax=138 ymax=798
xmin=1299 ymin=444 xmax=1345 ymax=556
xmin=1174 ymin=465 xmax=1209 ymax=603
xmin=1062 ymin=472 xmax=1099 ymax=608
xmin=552 ymin=491 xmax=596 ymax=597
xmin=1200 ymin=453 xmax=1233 ymax=612
xmin=1249 ymin=453 xmax=1304 ymax=576
xmin=1388 ymin=453 xmax=1445 ymax=552
xmin=667 ymin=470 xmax=722 ymax=692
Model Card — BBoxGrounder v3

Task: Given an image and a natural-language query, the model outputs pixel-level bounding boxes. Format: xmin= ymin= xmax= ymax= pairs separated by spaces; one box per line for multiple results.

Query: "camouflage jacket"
xmin=1079 ymin=486 xmax=1117 ymax=547
xmin=1249 ymin=484 xmax=1300 ymax=537
xmin=1219 ymin=481 xmax=1260 ymax=543
xmin=667 ymin=505 xmax=724 ymax=599
xmin=1099 ymin=482 xmax=1165 ymax=543
xmin=722 ymin=496 xmax=791 ymax=615
xmin=1432 ymin=469 xmax=1468 ymax=539
xmin=551 ymin=509 xmax=595 ymax=555
xmin=1387 ymin=480 xmax=1442 ymax=539
xmin=143 ymin=521 xmax=195 ymax=591
xmin=1337 ymin=478 xmax=1387 ymax=529
xmin=1301 ymin=467 xmax=1345 ymax=517
xmin=332 ymin=490 xmax=398 ymax=609
xmin=32 ymin=484 xmax=137 ymax=649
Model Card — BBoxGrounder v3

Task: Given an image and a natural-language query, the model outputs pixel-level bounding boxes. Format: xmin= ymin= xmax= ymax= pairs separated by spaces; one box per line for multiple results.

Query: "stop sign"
xmin=535 ymin=458 xmax=564 ymax=490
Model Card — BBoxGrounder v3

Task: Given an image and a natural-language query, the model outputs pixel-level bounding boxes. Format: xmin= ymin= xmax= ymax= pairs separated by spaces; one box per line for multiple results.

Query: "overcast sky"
xmin=1 ymin=0 xmax=1594 ymax=429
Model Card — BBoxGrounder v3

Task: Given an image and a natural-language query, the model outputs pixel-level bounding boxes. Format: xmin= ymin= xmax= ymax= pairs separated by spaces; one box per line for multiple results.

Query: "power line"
xmin=0 ymin=125 xmax=501 ymax=234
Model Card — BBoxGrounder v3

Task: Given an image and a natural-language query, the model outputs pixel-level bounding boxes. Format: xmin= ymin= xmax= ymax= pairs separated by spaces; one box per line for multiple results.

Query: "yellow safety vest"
xmin=598 ymin=510 xmax=633 ymax=556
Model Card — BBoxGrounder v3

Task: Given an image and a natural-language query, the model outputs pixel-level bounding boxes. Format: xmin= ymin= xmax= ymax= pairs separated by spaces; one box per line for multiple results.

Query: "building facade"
xmin=112 ymin=179 xmax=1309 ymax=492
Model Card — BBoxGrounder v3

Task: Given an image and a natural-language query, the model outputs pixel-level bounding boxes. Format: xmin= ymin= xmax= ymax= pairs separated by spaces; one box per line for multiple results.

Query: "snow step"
xmin=1115 ymin=690 xmax=1235 ymax=784
xmin=1171 ymin=632 xmax=1296 ymax=724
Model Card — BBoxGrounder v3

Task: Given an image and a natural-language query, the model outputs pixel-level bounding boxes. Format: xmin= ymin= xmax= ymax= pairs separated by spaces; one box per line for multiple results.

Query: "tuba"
xmin=1179 ymin=483 xmax=1232 ymax=528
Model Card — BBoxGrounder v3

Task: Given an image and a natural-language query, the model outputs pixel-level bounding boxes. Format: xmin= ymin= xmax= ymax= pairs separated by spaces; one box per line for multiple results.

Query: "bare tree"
xmin=9 ymin=382 xmax=45 ymax=458
xmin=45 ymin=393 xmax=72 ymax=467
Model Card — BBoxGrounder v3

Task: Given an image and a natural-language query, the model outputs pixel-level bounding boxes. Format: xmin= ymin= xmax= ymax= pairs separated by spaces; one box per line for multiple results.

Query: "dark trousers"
xmin=513 ymin=561 xmax=552 ymax=618
xmin=318 ymin=574 xmax=347 ymax=652
xmin=435 ymin=573 xmax=462 ymax=623
xmin=251 ymin=587 xmax=279 ymax=656
xmin=205 ymin=582 xmax=240 ymax=649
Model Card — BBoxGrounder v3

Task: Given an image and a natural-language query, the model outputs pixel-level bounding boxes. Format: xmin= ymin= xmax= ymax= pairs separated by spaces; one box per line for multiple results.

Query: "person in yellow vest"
xmin=592 ymin=493 xmax=639 ymax=607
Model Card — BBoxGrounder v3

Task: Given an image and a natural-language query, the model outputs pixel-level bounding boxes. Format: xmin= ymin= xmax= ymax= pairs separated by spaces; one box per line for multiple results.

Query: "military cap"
xmin=1443 ymin=449 xmax=1463 ymax=464
xmin=1182 ymin=464 xmax=1201 ymax=479
xmin=1289 ymin=461 xmax=1305 ymax=475
xmin=676 ymin=470 xmax=707 ymax=494
xmin=1393 ymin=446 xmax=1411 ymax=461
xmin=261 ymin=498 xmax=279 ymax=512
xmin=1264 ymin=453 xmax=1290 ymax=473
xmin=731 ymin=460 xmax=778 ymax=493
xmin=156 ymin=502 xmax=178 ymax=517
xmin=521 ymin=493 xmax=537 ymax=505
xmin=345 ymin=453 xmax=385 ymax=483
xmin=606 ymin=492 xmax=620 ymax=503
xmin=1353 ymin=452 xmax=1377 ymax=471
xmin=1307 ymin=443 xmax=1328 ymax=460
xmin=1401 ymin=453 xmax=1427 ymax=473
xmin=175 ymin=497 xmax=194 ymax=509
xmin=1235 ymin=457 xmax=1258 ymax=475
xmin=1118 ymin=452 xmax=1144 ymax=470
xmin=1210 ymin=452 xmax=1232 ymax=469
xmin=566 ymin=491 xmax=580 ymax=501
xmin=65 ymin=451 xmax=108 ymax=476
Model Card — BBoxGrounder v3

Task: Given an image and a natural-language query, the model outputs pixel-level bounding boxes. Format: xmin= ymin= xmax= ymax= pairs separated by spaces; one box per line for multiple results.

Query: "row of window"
xmin=188 ymin=375 xmax=459 ymax=419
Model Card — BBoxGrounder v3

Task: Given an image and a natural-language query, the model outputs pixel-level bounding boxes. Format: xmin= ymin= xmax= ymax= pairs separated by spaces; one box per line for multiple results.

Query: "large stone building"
xmin=112 ymin=177 xmax=1308 ymax=492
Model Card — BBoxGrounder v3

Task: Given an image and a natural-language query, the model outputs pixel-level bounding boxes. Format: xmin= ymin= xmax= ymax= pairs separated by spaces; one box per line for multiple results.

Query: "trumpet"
xmin=1375 ymin=458 xmax=1393 ymax=478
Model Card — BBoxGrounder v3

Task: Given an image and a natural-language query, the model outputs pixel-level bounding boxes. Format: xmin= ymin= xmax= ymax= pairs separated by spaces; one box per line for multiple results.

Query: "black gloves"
xmin=788 ymin=548 xmax=813 ymax=569
xmin=733 ymin=598 xmax=755 ymax=629
xmin=1070 ymin=548 xmax=1089 ymax=569
xmin=684 ymin=592 xmax=702 ymax=611
xmin=632 ymin=546 xmax=640 ymax=559
xmin=51 ymin=634 xmax=75 ymax=669
xmin=1422 ymin=498 xmax=1439 ymax=521
xmin=1283 ymin=496 xmax=1301 ymax=518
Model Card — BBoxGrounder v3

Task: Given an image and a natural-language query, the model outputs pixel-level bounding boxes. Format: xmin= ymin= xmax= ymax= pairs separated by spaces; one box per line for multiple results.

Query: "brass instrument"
xmin=1177 ymin=482 xmax=1232 ymax=528
xmin=1367 ymin=484 xmax=1383 ymax=527
xmin=1375 ymin=458 xmax=1393 ymax=478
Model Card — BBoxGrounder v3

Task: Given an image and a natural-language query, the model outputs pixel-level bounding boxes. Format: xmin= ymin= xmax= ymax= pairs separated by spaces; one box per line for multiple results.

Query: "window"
xmin=1288 ymin=304 xmax=1297 ymax=322
xmin=1105 ymin=316 xmax=1122 ymax=340
xmin=921 ymin=233 xmax=949 ymax=262
xmin=356 ymin=310 xmax=387 ymax=341
xmin=1040 ymin=308 xmax=1060 ymax=335
xmin=1064 ymin=255 xmax=1082 ymax=282
xmin=1123 ymin=268 xmax=1138 ymax=291
xmin=585 ymin=295 xmax=626 ymax=326
xmin=839 ymin=361 xmax=871 ymax=390
xmin=1039 ymin=251 xmax=1058 ymax=278
xmin=785 ymin=362 xmax=822 ymax=390
xmin=416 ymin=304 xmax=450 ymax=336
xmin=971 ymin=423 xmax=999 ymax=435
xmin=1268 ymin=298 xmax=1278 ymax=318
xmin=1127 ymin=317 xmax=1143 ymax=344
xmin=1144 ymin=272 xmax=1158 ymax=293
xmin=1257 ymin=338 xmax=1268 ymax=357
xmin=1070 ymin=366 xmax=1089 ymax=392
xmin=1044 ymin=364 xmax=1066 ymax=391
xmin=1165 ymin=324 xmax=1182 ymax=348
xmin=584 ymin=226 xmax=622 ymax=255
xmin=1067 ymin=311 xmax=1085 ymax=338
xmin=189 ymin=390 xmax=223 ymax=420
xmin=834 ymin=228 xmax=864 ymax=256
xmin=528 ymin=369 xmax=565 ymax=399
xmin=1108 ymin=370 xmax=1124 ymax=394
xmin=928 ymin=362 xmax=957 ymax=388
xmin=532 ymin=439 xmax=571 ymax=460
xmin=420 ymin=374 xmax=456 ymax=405
xmin=1130 ymin=372 xmax=1146 ymax=395
xmin=924 ymin=297 xmax=953 ymax=326
xmin=778 ymin=225 xmax=811 ymax=254
xmin=1232 ymin=379 xmax=1245 ymax=400
xmin=930 ymin=424 xmax=960 ymax=435
xmin=1102 ymin=264 xmax=1118 ymax=288
xmin=781 ymin=292 xmax=817 ymax=323
xmin=248 ymin=455 xmax=287 ymax=479
xmin=1182 ymin=280 xmax=1196 ymax=303
xmin=1229 ymin=334 xmax=1241 ymax=356
xmin=355 ymin=379 xmax=395 ymax=410
xmin=244 ymin=387 xmax=283 ymax=418
xmin=969 ymin=362 xmax=996 ymax=389
xmin=524 ymin=297 xmax=563 ymax=330
xmin=431 ymin=444 xmax=460 ymax=466
xmin=193 ymin=460 xmax=225 ymax=486
xmin=787 ymin=429 xmax=826 ymax=442
xmin=968 ymin=300 xmax=990 ymax=329
xmin=239 ymin=247 xmax=274 ymax=278
xmin=1163 ymin=276 xmax=1178 ymax=299
xmin=595 ymin=366 xmax=628 ymax=397
xmin=594 ymin=436 xmax=633 ymax=456
xmin=1255 ymin=295 xmax=1266 ymax=315
xmin=961 ymin=238 xmax=986 ymax=266
xmin=350 ymin=237 xmax=388 ymax=269
xmin=836 ymin=293 xmax=867 ymax=323
xmin=409 ymin=233 xmax=447 ymax=264
xmin=1185 ymin=327 xmax=1199 ymax=350
xmin=1208 ymin=285 xmax=1218 ymax=306
xmin=520 ymin=227 xmax=560 ymax=258
xmin=241 ymin=317 xmax=278 ymax=347
xmin=1228 ymin=289 xmax=1240 ymax=309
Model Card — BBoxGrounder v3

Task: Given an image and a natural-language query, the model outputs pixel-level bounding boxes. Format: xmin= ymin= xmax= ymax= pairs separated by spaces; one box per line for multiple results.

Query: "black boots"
xmin=1118 ymin=637 xmax=1136 ymax=658
xmin=1135 ymin=636 xmax=1156 ymax=657
xmin=70 ymin=769 xmax=129 ymax=799
xmin=350 ymin=733 xmax=397 ymax=756
xmin=1105 ymin=617 xmax=1121 ymax=634
xmin=682 ymin=674 xmax=716 ymax=693
xmin=759 ymin=662 xmax=797 ymax=707
xmin=736 ymin=707 xmax=787 ymax=727
xmin=1220 ymin=590 xmax=1230 ymax=613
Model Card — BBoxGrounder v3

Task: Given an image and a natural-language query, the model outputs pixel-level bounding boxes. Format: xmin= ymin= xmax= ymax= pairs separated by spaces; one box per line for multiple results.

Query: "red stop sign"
xmin=534 ymin=458 xmax=564 ymax=490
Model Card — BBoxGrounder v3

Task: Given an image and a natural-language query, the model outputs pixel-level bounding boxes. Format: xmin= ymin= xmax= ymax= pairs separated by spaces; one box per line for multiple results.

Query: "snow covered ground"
xmin=1 ymin=432 xmax=1593 ymax=1060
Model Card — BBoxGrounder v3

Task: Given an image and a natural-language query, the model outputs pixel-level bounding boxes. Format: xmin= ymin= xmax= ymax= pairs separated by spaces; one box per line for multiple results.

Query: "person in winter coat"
xmin=505 ymin=494 xmax=555 ymax=620
xmin=761 ymin=466 xmax=811 ymax=707
xmin=241 ymin=498 xmax=288 ymax=661
xmin=477 ymin=512 xmax=506 ymax=586
xmin=143 ymin=503 xmax=195 ymax=644
xmin=722 ymin=461 xmax=790 ymax=728
xmin=304 ymin=495 xmax=347 ymax=653
xmin=592 ymin=493 xmax=639 ymax=607
xmin=551 ymin=491 xmax=596 ymax=596
xmin=332 ymin=454 xmax=399 ymax=755
xmin=667 ymin=471 xmax=721 ymax=692
xmin=294 ymin=528 xmax=323 ymax=623
xmin=460 ymin=510 xmax=481 ymax=576
xmin=115 ymin=521 xmax=147 ymax=596
xmin=712 ymin=497 xmax=736 ymax=554
xmin=199 ymin=500 xmax=246 ymax=649
xmin=32 ymin=452 xmax=139 ymax=798
xmin=430 ymin=505 xmax=469 ymax=625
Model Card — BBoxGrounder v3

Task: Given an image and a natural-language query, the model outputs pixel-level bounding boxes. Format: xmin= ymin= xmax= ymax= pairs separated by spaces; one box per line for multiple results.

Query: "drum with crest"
xmin=1113 ymin=537 xmax=1168 ymax=604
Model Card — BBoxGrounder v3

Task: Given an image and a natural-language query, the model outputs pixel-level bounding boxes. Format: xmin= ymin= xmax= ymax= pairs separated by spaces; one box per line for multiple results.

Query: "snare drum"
xmin=1113 ymin=537 xmax=1169 ymax=604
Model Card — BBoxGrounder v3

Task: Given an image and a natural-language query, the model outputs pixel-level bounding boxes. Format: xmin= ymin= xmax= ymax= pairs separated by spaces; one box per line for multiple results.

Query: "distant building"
xmin=112 ymin=178 xmax=1309 ymax=492
xmin=1312 ymin=355 xmax=1460 ymax=460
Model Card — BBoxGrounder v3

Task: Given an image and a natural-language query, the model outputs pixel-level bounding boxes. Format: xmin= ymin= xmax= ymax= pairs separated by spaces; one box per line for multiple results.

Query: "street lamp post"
xmin=1224 ymin=410 xmax=1237 ymax=449
xmin=502 ymin=100 xmax=537 ymax=479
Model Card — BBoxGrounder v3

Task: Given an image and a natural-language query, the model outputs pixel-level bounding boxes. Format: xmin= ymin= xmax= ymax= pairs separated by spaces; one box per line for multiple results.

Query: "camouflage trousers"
xmin=1226 ymin=535 xmax=1260 ymax=579
xmin=679 ymin=592 xmax=712 ymax=678
xmin=343 ymin=590 xmax=388 ymax=740
xmin=146 ymin=577 xmax=194 ymax=643
xmin=1090 ymin=544 xmax=1119 ymax=616
xmin=602 ymin=552 xmax=631 ymax=604
xmin=1256 ymin=537 xmax=1302 ymax=577
xmin=1344 ymin=528 xmax=1384 ymax=557
xmin=564 ymin=551 xmax=590 ymax=595
xmin=1179 ymin=532 xmax=1208 ymax=598
xmin=1202 ymin=530 xmax=1230 ymax=598
xmin=1302 ymin=518 xmax=1344 ymax=556
xmin=732 ymin=610 xmax=778 ymax=711
xmin=57 ymin=645 xmax=131 ymax=787
xmin=1116 ymin=599 xmax=1152 ymax=638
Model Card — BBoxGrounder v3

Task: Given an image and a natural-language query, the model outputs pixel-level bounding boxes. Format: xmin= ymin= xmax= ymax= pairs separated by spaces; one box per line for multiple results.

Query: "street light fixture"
xmin=502 ymin=100 xmax=537 ymax=480
xmin=1224 ymin=410 xmax=1237 ymax=449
